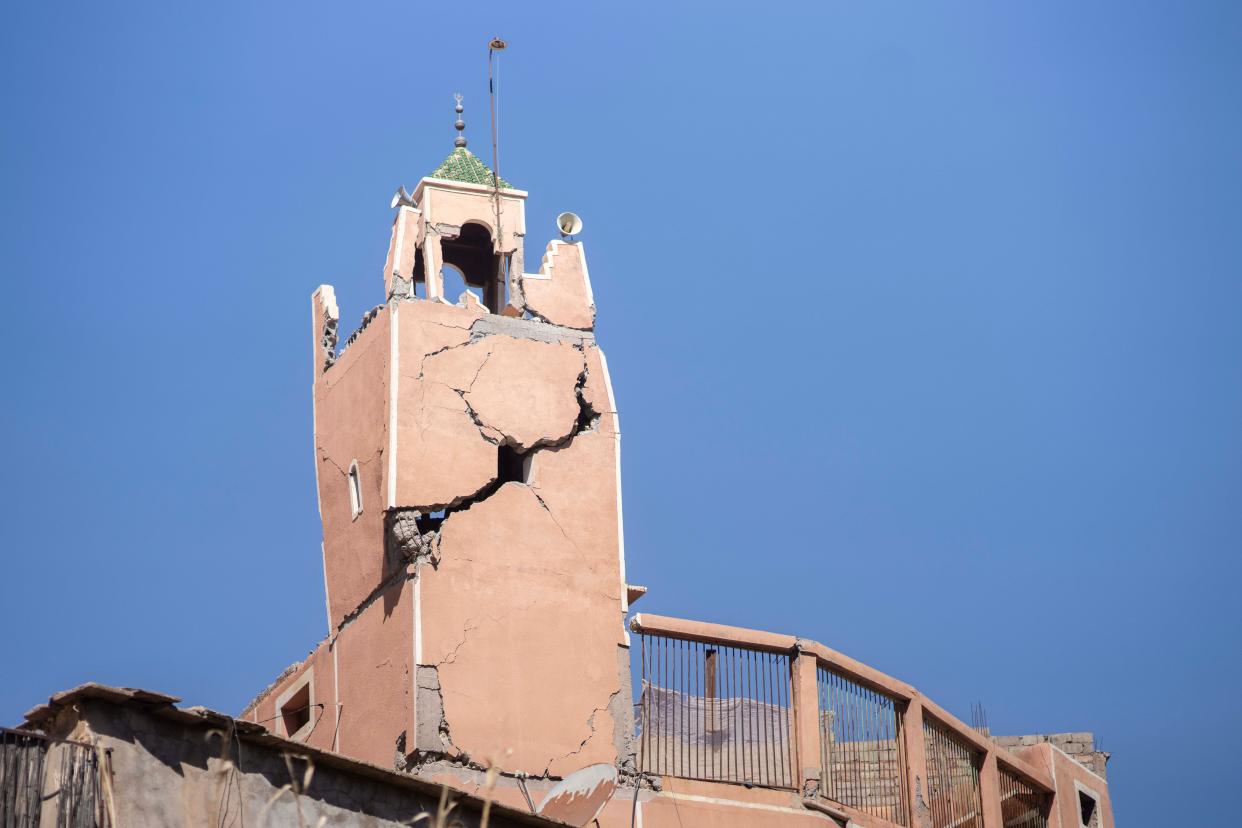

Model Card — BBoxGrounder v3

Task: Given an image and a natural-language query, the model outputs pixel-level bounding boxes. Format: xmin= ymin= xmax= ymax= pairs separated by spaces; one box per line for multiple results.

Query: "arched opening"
xmin=440 ymin=222 xmax=504 ymax=310
xmin=441 ymin=264 xmax=479 ymax=306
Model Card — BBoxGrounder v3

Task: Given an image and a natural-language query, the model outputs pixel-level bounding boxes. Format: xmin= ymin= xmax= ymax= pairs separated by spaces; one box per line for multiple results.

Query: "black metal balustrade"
xmin=638 ymin=634 xmax=794 ymax=788
xmin=923 ymin=717 xmax=984 ymax=828
xmin=999 ymin=766 xmax=1050 ymax=828
xmin=817 ymin=666 xmax=910 ymax=825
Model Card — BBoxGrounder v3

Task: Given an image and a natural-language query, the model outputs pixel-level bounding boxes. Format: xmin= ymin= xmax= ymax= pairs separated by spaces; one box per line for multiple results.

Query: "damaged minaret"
xmin=243 ymin=98 xmax=634 ymax=783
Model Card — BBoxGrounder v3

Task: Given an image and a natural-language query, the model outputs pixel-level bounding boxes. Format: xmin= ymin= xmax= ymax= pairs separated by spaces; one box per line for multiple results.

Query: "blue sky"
xmin=2 ymin=2 xmax=1239 ymax=825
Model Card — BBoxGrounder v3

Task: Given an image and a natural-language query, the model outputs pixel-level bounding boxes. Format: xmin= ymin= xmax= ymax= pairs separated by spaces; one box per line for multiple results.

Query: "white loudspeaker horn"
xmin=556 ymin=211 xmax=583 ymax=238
xmin=390 ymin=186 xmax=415 ymax=209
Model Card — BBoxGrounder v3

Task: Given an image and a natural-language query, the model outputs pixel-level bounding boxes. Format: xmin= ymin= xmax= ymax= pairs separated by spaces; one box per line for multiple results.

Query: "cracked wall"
xmin=393 ymin=298 xmax=630 ymax=779
xmin=269 ymin=294 xmax=631 ymax=783
xmin=251 ymin=173 xmax=629 ymax=792
xmin=520 ymin=241 xmax=596 ymax=330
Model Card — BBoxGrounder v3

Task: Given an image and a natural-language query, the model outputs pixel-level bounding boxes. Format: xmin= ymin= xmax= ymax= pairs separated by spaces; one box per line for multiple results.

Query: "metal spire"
xmin=453 ymin=93 xmax=467 ymax=149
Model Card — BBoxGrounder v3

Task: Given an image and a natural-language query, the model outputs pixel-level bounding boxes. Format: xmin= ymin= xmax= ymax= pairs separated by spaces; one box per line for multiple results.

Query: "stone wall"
xmin=993 ymin=732 xmax=1110 ymax=779
xmin=25 ymin=686 xmax=557 ymax=828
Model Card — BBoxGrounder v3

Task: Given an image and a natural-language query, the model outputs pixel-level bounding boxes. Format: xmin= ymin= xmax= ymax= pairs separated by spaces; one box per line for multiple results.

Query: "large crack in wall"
xmin=388 ymin=309 xmax=624 ymax=781
xmin=389 ymin=322 xmax=604 ymax=564
xmin=300 ymin=298 xmax=628 ymax=783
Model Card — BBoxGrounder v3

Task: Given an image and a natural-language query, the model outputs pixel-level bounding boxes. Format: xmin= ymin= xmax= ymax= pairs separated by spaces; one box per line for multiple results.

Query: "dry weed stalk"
xmin=258 ymin=752 xmax=325 ymax=828
xmin=404 ymin=751 xmax=505 ymax=828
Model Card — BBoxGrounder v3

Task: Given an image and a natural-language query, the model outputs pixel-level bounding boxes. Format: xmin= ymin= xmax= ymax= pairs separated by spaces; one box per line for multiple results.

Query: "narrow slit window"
xmin=348 ymin=460 xmax=363 ymax=519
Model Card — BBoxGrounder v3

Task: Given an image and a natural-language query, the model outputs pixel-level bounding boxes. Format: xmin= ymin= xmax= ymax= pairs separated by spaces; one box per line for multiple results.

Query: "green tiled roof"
xmin=428 ymin=148 xmax=513 ymax=189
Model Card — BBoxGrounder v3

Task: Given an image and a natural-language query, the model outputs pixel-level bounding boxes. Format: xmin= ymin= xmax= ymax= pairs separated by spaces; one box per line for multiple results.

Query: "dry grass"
xmin=208 ymin=725 xmax=507 ymax=828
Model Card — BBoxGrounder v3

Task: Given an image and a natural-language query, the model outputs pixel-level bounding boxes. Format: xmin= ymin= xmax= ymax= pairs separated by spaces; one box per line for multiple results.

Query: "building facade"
xmin=8 ymin=106 xmax=1117 ymax=828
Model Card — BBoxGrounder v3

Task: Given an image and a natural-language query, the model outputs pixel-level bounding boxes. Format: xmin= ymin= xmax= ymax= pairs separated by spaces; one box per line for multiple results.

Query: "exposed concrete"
xmin=386 ymin=509 xmax=439 ymax=565
xmin=383 ymin=204 xmax=423 ymax=300
xmin=415 ymin=665 xmax=452 ymax=755
xmin=468 ymin=313 xmax=595 ymax=346
xmin=610 ymin=644 xmax=637 ymax=773
xmin=340 ymin=304 xmax=385 ymax=353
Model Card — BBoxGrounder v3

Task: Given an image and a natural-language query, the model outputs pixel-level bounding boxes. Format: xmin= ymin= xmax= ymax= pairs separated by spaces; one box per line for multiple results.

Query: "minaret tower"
xmin=244 ymin=97 xmax=633 ymax=784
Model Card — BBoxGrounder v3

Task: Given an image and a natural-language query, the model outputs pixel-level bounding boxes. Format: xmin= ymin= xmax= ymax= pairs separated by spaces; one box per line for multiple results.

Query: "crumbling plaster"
xmin=295 ymin=292 xmax=633 ymax=783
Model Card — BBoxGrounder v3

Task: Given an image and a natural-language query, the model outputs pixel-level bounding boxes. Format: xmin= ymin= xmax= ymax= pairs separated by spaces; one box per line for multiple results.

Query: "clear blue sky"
xmin=2 ymin=2 xmax=1238 ymax=825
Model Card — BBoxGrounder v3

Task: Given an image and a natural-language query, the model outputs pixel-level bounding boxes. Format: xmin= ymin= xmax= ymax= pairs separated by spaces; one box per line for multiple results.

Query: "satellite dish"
xmin=556 ymin=211 xmax=583 ymax=239
xmin=391 ymin=185 xmax=415 ymax=209
xmin=536 ymin=763 xmax=617 ymax=827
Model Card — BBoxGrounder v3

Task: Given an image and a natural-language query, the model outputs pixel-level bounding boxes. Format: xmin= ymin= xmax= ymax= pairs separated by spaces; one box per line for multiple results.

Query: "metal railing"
xmin=923 ymin=717 xmax=983 ymax=828
xmin=0 ymin=728 xmax=104 ymax=828
xmin=638 ymin=634 xmax=794 ymax=788
xmin=817 ymin=666 xmax=909 ymax=825
xmin=630 ymin=615 xmax=1069 ymax=828
xmin=999 ymin=767 xmax=1049 ymax=828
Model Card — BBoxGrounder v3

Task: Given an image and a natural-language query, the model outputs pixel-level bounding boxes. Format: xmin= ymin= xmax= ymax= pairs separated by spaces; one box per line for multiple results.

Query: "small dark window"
xmin=1078 ymin=790 xmax=1098 ymax=827
xmin=280 ymin=681 xmax=312 ymax=737
xmin=497 ymin=444 xmax=529 ymax=484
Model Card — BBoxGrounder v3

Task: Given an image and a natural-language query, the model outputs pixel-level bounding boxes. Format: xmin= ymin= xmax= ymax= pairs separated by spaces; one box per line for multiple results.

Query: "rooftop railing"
xmin=638 ymin=633 xmax=794 ymax=788
xmin=631 ymin=614 xmax=1057 ymax=828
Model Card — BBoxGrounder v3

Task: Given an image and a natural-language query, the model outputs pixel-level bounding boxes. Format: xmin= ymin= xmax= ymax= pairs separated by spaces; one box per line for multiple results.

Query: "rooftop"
xmin=428 ymin=147 xmax=513 ymax=189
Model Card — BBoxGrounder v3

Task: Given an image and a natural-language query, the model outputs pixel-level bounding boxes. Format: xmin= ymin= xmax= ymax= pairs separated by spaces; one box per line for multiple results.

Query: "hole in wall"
xmin=497 ymin=444 xmax=531 ymax=484
xmin=1078 ymin=790 xmax=1098 ymax=827
xmin=416 ymin=510 xmax=446 ymax=534
xmin=280 ymin=682 xmax=311 ymax=737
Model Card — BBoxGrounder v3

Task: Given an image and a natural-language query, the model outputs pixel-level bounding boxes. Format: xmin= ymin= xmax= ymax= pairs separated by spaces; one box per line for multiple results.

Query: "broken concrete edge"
xmin=799 ymin=796 xmax=853 ymax=828
xmin=19 ymin=683 xmax=571 ymax=828
xmin=406 ymin=651 xmax=635 ymax=787
xmin=339 ymin=304 xmax=386 ymax=354
xmin=323 ymin=296 xmax=597 ymax=379
xmin=313 ymin=285 xmax=340 ymax=373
